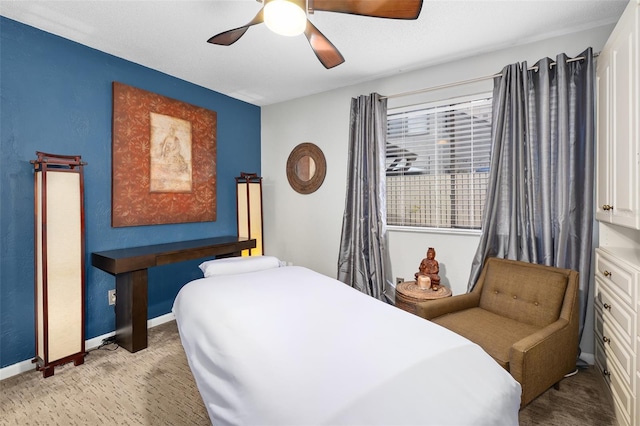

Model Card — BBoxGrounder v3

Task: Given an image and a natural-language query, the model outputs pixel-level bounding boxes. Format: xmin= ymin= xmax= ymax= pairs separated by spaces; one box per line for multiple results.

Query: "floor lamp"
xmin=236 ymin=172 xmax=263 ymax=256
xmin=32 ymin=151 xmax=86 ymax=377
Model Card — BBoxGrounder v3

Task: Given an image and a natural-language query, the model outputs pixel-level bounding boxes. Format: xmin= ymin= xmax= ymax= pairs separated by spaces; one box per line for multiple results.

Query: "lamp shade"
xmin=264 ymin=0 xmax=307 ymax=36
xmin=236 ymin=172 xmax=263 ymax=256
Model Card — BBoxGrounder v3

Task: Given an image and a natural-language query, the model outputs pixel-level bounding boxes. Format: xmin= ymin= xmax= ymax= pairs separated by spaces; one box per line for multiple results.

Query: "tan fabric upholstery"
xmin=478 ymin=260 xmax=569 ymax=327
xmin=433 ymin=307 xmax=541 ymax=370
xmin=414 ymin=257 xmax=579 ymax=407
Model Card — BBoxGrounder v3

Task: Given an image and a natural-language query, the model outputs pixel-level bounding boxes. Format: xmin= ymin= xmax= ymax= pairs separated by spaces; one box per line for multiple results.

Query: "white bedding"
xmin=173 ymin=265 xmax=521 ymax=425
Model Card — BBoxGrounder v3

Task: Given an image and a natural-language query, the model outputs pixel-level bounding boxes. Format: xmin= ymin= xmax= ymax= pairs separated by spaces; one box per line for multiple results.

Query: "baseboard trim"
xmin=1 ymin=312 xmax=593 ymax=381
xmin=148 ymin=311 xmax=175 ymax=329
xmin=581 ymin=352 xmax=595 ymax=366
xmin=0 ymin=312 xmax=175 ymax=381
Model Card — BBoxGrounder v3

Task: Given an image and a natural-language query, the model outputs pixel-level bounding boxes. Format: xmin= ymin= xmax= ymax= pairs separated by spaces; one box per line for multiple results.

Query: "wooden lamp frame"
xmin=236 ymin=172 xmax=264 ymax=256
xmin=31 ymin=151 xmax=87 ymax=377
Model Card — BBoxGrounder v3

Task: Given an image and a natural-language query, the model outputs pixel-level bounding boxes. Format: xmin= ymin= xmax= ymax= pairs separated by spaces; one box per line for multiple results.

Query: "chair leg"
xmin=553 ymin=381 xmax=561 ymax=390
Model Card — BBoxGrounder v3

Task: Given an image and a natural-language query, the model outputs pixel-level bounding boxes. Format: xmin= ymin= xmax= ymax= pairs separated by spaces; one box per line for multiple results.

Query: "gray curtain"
xmin=337 ymin=93 xmax=391 ymax=301
xmin=468 ymin=49 xmax=595 ymax=354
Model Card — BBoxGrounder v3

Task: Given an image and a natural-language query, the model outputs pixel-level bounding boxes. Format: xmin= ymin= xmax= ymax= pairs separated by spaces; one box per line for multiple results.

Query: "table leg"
xmin=115 ymin=269 xmax=148 ymax=352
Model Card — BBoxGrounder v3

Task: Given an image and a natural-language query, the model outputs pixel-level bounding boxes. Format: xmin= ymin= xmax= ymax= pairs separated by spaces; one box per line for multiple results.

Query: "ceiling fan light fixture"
xmin=264 ymin=0 xmax=307 ymax=37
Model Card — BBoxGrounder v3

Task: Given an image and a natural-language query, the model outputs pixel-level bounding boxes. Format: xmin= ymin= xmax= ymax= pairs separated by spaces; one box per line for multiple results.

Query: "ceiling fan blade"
xmin=303 ymin=20 xmax=345 ymax=69
xmin=312 ymin=0 xmax=423 ymax=19
xmin=207 ymin=8 xmax=264 ymax=45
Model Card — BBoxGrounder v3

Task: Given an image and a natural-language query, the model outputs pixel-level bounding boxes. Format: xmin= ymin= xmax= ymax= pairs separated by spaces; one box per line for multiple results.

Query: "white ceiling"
xmin=0 ymin=0 xmax=628 ymax=106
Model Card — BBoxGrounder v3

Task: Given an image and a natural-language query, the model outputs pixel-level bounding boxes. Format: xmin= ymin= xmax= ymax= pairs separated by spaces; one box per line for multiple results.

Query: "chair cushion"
xmin=432 ymin=307 xmax=541 ymax=369
xmin=478 ymin=260 xmax=569 ymax=327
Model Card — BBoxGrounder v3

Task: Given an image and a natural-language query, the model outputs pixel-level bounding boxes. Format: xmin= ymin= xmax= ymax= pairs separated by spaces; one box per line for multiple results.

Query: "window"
xmin=386 ymin=95 xmax=492 ymax=230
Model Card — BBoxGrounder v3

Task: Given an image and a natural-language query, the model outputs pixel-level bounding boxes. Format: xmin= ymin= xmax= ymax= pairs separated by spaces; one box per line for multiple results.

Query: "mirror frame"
xmin=286 ymin=142 xmax=326 ymax=194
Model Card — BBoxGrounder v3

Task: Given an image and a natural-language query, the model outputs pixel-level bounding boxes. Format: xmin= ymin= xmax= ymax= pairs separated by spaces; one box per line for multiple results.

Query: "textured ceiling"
xmin=0 ymin=0 xmax=628 ymax=106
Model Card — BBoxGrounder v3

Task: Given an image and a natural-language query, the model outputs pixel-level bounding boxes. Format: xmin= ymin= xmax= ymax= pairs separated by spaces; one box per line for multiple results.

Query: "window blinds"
xmin=386 ymin=96 xmax=493 ymax=229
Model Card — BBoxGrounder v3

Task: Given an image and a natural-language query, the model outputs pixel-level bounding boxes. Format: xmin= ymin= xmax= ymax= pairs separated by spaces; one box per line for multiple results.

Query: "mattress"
xmin=173 ymin=264 xmax=521 ymax=425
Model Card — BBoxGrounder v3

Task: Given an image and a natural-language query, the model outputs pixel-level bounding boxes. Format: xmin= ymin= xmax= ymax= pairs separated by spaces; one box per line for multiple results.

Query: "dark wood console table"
xmin=92 ymin=236 xmax=256 ymax=353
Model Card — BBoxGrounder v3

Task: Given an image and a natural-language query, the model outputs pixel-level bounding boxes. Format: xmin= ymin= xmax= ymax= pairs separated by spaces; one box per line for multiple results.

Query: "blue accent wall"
xmin=0 ymin=17 xmax=261 ymax=368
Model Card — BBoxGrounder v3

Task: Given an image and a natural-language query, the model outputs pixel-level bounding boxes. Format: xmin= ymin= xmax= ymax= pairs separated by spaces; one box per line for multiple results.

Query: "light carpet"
xmin=1 ymin=321 xmax=616 ymax=425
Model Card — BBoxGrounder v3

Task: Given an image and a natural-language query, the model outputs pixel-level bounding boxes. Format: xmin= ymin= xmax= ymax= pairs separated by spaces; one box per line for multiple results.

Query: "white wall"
xmin=262 ymin=24 xmax=615 ymax=357
xmin=388 ymin=229 xmax=481 ymax=295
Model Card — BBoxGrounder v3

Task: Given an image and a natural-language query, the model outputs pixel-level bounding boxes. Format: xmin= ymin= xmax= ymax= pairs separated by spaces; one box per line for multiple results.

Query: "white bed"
xmin=173 ymin=259 xmax=521 ymax=425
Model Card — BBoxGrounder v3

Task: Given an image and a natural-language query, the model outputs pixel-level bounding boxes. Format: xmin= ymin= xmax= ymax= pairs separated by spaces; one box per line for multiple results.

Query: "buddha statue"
xmin=415 ymin=247 xmax=440 ymax=290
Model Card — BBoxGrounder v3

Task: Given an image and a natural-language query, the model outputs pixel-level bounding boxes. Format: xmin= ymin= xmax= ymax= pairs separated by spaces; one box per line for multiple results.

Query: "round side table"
xmin=395 ymin=281 xmax=452 ymax=315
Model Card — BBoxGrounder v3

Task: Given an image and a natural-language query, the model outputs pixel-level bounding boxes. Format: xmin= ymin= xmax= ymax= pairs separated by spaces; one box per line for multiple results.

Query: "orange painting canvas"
xmin=111 ymin=82 xmax=216 ymax=227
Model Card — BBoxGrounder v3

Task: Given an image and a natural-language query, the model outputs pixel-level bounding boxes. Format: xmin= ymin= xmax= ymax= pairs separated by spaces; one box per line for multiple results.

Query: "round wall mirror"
xmin=286 ymin=143 xmax=326 ymax=194
xmin=296 ymin=156 xmax=316 ymax=182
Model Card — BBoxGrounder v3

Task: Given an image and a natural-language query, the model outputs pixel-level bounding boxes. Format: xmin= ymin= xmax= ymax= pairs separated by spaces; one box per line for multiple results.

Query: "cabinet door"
xmin=596 ymin=0 xmax=640 ymax=229
xmin=596 ymin=48 xmax=612 ymax=222
xmin=610 ymin=11 xmax=638 ymax=229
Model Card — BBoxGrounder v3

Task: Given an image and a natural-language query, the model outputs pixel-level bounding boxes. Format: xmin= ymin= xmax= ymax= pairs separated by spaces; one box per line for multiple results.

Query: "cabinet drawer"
xmin=595 ymin=279 xmax=636 ymax=347
xmin=595 ymin=313 xmax=635 ymax=386
xmin=637 ymin=334 xmax=640 ymax=388
xmin=637 ymin=370 xmax=640 ymax=426
xmin=596 ymin=342 xmax=634 ymax=426
xmin=596 ymin=250 xmax=636 ymax=304
xmin=637 ymin=335 xmax=640 ymax=381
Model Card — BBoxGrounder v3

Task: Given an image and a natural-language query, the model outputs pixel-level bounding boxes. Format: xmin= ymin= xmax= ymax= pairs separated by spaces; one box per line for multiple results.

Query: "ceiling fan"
xmin=207 ymin=0 xmax=423 ymax=69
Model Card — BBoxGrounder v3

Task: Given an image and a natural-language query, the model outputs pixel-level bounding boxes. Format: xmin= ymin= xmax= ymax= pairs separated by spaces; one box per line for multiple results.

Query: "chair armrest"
xmin=510 ymin=318 xmax=578 ymax=406
xmin=413 ymin=292 xmax=479 ymax=320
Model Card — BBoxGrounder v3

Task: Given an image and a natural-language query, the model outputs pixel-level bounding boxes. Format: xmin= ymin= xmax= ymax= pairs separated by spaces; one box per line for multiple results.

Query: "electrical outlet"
xmin=396 ymin=277 xmax=404 ymax=285
xmin=108 ymin=289 xmax=116 ymax=305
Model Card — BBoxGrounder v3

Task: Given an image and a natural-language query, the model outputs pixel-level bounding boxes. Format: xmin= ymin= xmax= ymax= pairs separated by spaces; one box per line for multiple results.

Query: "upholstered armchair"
xmin=414 ymin=257 xmax=579 ymax=407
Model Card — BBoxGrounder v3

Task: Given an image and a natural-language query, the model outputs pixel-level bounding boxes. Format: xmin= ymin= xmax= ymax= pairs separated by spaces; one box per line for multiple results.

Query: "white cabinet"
xmin=594 ymin=248 xmax=640 ymax=426
xmin=637 ymin=300 xmax=640 ymax=426
xmin=595 ymin=5 xmax=640 ymax=424
xmin=596 ymin=0 xmax=640 ymax=230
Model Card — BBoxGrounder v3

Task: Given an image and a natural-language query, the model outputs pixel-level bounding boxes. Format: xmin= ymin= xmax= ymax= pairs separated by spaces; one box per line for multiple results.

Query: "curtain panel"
xmin=337 ymin=93 xmax=391 ymax=300
xmin=468 ymin=49 xmax=595 ymax=355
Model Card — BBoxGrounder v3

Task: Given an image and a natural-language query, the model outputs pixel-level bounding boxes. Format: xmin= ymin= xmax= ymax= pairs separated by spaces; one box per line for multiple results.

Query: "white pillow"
xmin=199 ymin=255 xmax=283 ymax=277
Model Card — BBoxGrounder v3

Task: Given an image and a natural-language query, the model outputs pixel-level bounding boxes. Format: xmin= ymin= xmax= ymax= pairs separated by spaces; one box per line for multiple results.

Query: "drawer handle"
xmin=603 ymin=270 xmax=612 ymax=277
xmin=602 ymin=204 xmax=614 ymax=211
xmin=603 ymin=303 xmax=611 ymax=311
xmin=603 ymin=369 xmax=611 ymax=378
xmin=603 ymin=336 xmax=611 ymax=344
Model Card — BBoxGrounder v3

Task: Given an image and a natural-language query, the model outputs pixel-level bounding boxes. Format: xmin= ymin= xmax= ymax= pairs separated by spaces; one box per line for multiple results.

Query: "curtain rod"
xmin=381 ymin=53 xmax=598 ymax=100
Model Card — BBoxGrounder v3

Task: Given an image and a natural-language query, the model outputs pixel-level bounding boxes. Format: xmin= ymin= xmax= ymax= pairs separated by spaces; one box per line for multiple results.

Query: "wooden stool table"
xmin=395 ymin=281 xmax=452 ymax=316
